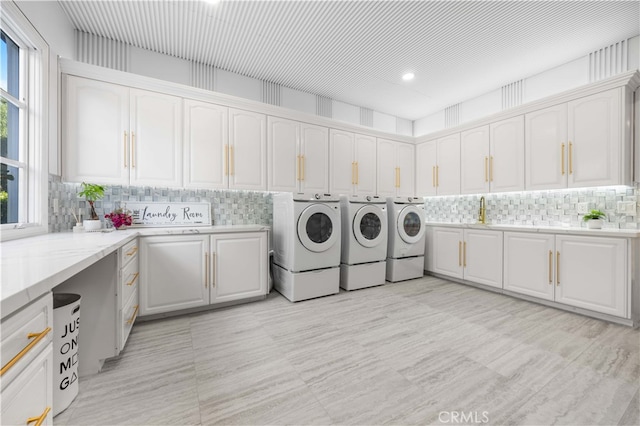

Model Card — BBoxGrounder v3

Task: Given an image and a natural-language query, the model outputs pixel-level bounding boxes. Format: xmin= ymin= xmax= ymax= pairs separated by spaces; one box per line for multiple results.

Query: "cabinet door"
xmin=1 ymin=344 xmax=53 ymax=426
xmin=130 ymin=89 xmax=182 ymax=187
xmin=329 ymin=129 xmax=355 ymax=195
xmin=460 ymin=125 xmax=490 ymax=194
xmin=139 ymin=236 xmax=209 ymax=316
xmin=211 ymin=232 xmax=267 ymax=303
xmin=556 ymin=235 xmax=627 ymax=317
xmin=229 ymin=109 xmax=267 ymax=190
xmin=503 ymin=232 xmax=555 ymax=301
xmin=63 ymin=76 xmax=129 ymax=184
xmin=436 ymin=134 xmax=461 ymax=195
xmin=267 ymin=117 xmax=299 ymax=192
xmin=568 ymin=89 xmax=621 ymax=188
xmin=525 ymin=104 xmax=567 ymax=190
xmin=432 ymin=227 xmax=464 ymax=279
xmin=463 ymin=229 xmax=503 ymax=288
xmin=490 ymin=115 xmax=525 ymax=192
xmin=299 ymin=124 xmax=329 ymax=193
xmin=183 ymin=100 xmax=228 ymax=189
xmin=376 ymin=138 xmax=397 ymax=197
xmin=397 ymin=142 xmax=415 ymax=197
xmin=415 ymin=141 xmax=437 ymax=197
xmin=354 ymin=133 xmax=377 ymax=195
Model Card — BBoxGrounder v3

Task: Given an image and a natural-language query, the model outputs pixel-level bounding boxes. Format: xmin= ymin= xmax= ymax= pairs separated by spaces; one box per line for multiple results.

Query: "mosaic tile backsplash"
xmin=424 ymin=185 xmax=640 ymax=229
xmin=49 ymin=175 xmax=639 ymax=232
xmin=48 ymin=175 xmax=273 ymax=232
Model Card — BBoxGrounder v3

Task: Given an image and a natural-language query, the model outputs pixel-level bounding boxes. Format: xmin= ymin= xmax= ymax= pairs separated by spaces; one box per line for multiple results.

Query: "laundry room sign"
xmin=126 ymin=202 xmax=212 ymax=227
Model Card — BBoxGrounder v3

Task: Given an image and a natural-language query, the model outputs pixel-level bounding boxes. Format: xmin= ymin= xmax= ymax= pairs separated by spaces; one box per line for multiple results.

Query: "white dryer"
xmin=386 ymin=197 xmax=426 ymax=282
xmin=339 ymin=195 xmax=388 ymax=290
xmin=272 ymin=192 xmax=341 ymax=302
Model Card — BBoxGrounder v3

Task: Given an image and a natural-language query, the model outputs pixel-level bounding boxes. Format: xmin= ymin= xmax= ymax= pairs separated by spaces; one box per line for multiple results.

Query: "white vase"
xmin=83 ymin=219 xmax=102 ymax=231
xmin=586 ymin=219 xmax=603 ymax=229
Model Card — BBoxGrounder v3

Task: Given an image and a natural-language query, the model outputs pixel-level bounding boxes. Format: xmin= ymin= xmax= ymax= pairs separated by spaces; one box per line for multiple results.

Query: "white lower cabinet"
xmin=504 ymin=232 xmax=628 ymax=318
xmin=431 ymin=227 xmax=502 ymax=288
xmin=1 ymin=293 xmax=54 ymax=426
xmin=140 ymin=232 xmax=268 ymax=316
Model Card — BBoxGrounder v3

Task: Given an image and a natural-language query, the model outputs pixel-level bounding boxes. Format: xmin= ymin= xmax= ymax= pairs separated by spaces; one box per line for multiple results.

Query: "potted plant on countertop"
xmin=105 ymin=206 xmax=133 ymax=230
xmin=78 ymin=182 xmax=105 ymax=231
xmin=583 ymin=209 xmax=606 ymax=229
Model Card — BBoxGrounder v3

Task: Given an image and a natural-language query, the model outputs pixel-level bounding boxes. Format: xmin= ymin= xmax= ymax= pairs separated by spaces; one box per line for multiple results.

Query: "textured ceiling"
xmin=58 ymin=0 xmax=640 ymax=120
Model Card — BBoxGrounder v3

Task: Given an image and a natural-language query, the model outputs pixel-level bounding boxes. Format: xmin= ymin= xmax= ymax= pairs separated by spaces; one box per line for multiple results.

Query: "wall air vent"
xmin=589 ymin=39 xmax=629 ymax=82
xmin=75 ymin=30 xmax=129 ymax=72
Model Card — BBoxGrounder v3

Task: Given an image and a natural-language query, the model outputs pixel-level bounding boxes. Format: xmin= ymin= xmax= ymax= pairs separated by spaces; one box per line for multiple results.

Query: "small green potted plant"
xmin=583 ymin=209 xmax=606 ymax=229
xmin=78 ymin=182 xmax=105 ymax=231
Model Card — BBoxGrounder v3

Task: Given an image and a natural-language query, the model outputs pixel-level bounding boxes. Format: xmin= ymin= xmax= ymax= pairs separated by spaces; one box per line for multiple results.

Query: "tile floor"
xmin=54 ymin=276 xmax=639 ymax=425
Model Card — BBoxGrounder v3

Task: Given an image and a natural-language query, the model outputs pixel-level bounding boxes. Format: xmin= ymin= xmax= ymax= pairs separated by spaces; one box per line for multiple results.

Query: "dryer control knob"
xmin=408 ymin=197 xmax=412 ymax=202
xmin=366 ymin=195 xmax=371 ymax=201
xmin=314 ymin=193 xmax=321 ymax=200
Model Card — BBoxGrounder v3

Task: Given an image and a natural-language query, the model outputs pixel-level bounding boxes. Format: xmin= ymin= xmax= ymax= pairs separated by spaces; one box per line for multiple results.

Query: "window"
xmin=1 ymin=3 xmax=48 ymax=240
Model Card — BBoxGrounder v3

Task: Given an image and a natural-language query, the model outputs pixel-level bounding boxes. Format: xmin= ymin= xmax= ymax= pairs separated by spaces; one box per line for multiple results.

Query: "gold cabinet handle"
xmin=126 ymin=272 xmax=139 ymax=286
xmin=296 ymin=155 xmax=301 ymax=181
xmin=436 ymin=165 xmax=439 ymax=187
xmin=301 ymin=155 xmax=305 ymax=181
xmin=124 ymin=131 xmax=128 ymax=167
xmin=224 ymin=145 xmax=229 ymax=176
xmin=490 ymin=156 xmax=494 ymax=182
xmin=556 ymin=251 xmax=560 ymax=285
xmin=432 ymin=166 xmax=436 ymax=187
xmin=351 ymin=162 xmax=356 ymax=185
xmin=230 ymin=146 xmax=235 ymax=176
xmin=568 ymin=142 xmax=573 ymax=174
xmin=548 ymin=250 xmax=553 ymax=284
xmin=126 ymin=246 xmax=138 ymax=256
xmin=561 ymin=143 xmax=565 ymax=175
xmin=27 ymin=406 xmax=51 ymax=426
xmin=1 ymin=327 xmax=52 ymax=376
xmin=212 ymin=252 xmax=216 ymax=288
xmin=484 ymin=157 xmax=488 ymax=182
xmin=458 ymin=241 xmax=462 ymax=266
xmin=463 ymin=241 xmax=467 ymax=267
xmin=126 ymin=305 xmax=139 ymax=324
xmin=205 ymin=252 xmax=209 ymax=289
xmin=395 ymin=167 xmax=400 ymax=188
xmin=131 ymin=132 xmax=135 ymax=168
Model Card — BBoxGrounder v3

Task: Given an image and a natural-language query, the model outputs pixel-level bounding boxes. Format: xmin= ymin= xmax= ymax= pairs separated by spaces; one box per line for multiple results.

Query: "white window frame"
xmin=1 ymin=2 xmax=49 ymax=241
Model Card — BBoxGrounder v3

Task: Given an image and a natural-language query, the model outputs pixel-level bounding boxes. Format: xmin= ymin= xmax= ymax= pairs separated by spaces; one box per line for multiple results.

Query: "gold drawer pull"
xmin=458 ymin=241 xmax=462 ymax=266
xmin=548 ymin=250 xmax=553 ymax=284
xmin=127 ymin=305 xmax=139 ymax=325
xmin=126 ymin=246 xmax=138 ymax=256
xmin=126 ymin=272 xmax=139 ymax=286
xmin=556 ymin=251 xmax=560 ymax=285
xmin=27 ymin=406 xmax=51 ymax=426
xmin=1 ymin=327 xmax=52 ymax=376
xmin=463 ymin=241 xmax=467 ymax=267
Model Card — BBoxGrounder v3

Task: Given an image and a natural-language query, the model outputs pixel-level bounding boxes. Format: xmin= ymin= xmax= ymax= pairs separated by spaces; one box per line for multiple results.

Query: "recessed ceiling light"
xmin=402 ymin=72 xmax=415 ymax=81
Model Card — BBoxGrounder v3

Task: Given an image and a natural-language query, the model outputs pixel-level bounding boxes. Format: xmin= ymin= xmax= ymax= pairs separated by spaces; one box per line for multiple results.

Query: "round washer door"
xmin=297 ymin=203 xmax=339 ymax=252
xmin=353 ymin=205 xmax=385 ymax=248
xmin=397 ymin=205 xmax=425 ymax=244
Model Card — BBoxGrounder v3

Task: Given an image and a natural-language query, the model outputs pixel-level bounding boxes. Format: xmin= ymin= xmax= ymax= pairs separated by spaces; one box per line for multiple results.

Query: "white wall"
xmin=281 ymin=87 xmax=316 ymax=116
xmin=332 ymin=101 xmax=360 ymax=126
xmin=372 ymin=111 xmax=396 ymax=134
xmin=129 ymin=46 xmax=191 ymax=87
xmin=15 ymin=1 xmax=75 ymax=175
xmin=525 ymin=56 xmax=589 ymax=103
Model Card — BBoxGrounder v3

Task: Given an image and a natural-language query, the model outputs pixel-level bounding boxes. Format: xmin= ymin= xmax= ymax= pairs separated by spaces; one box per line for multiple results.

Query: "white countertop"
xmin=1 ymin=225 xmax=270 ymax=319
xmin=425 ymin=222 xmax=640 ymax=238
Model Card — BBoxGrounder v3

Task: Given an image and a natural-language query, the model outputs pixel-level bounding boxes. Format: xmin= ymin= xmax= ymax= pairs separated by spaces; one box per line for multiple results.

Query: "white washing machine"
xmin=272 ymin=192 xmax=341 ymax=301
xmin=340 ymin=195 xmax=387 ymax=290
xmin=386 ymin=197 xmax=426 ymax=282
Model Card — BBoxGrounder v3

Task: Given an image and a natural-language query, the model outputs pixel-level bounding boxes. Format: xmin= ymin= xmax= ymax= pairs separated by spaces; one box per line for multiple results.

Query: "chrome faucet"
xmin=478 ymin=196 xmax=486 ymax=224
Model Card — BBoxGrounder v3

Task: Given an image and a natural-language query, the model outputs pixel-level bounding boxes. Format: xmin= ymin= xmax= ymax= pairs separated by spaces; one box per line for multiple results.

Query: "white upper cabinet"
xmin=268 ymin=117 xmax=328 ymax=193
xmin=63 ymin=76 xmax=130 ymax=185
xmin=183 ymin=100 xmax=228 ymax=189
xmin=526 ymin=88 xmax=629 ymax=190
xmin=415 ymin=135 xmax=461 ymax=197
xmin=490 ymin=115 xmax=525 ymax=192
xmin=415 ymin=140 xmax=438 ymax=197
xmin=460 ymin=125 xmax=490 ymax=194
xmin=330 ymin=130 xmax=377 ymax=195
xmin=64 ymin=76 xmax=183 ymax=187
xmin=567 ymin=89 xmax=622 ymax=187
xmin=229 ymin=109 xmax=267 ymax=190
xmin=129 ymin=89 xmax=182 ymax=187
xmin=525 ymin=104 xmax=568 ymax=190
xmin=377 ymin=138 xmax=415 ymax=197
